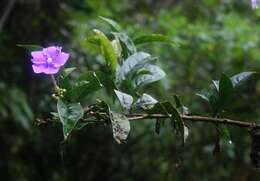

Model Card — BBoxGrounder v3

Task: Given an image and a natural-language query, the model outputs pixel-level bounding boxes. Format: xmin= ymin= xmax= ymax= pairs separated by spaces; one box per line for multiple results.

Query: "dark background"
xmin=0 ymin=0 xmax=260 ymax=180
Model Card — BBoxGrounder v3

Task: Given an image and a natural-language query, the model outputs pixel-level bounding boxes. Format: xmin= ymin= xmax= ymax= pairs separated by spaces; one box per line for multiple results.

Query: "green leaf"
xmin=99 ymin=16 xmax=122 ymax=32
xmin=196 ymin=93 xmax=210 ymax=103
xmin=17 ymin=44 xmax=42 ymax=51
xmin=196 ymin=86 xmax=219 ymax=114
xmin=110 ymin=111 xmax=131 ymax=144
xmin=218 ymin=73 xmax=234 ymax=110
xmin=135 ymin=93 xmax=158 ymax=107
xmin=60 ymin=67 xmax=77 ymax=79
xmin=112 ymin=32 xmax=136 ymax=56
xmin=149 ymin=101 xmax=185 ymax=145
xmin=59 ymin=67 xmax=76 ymax=89
xmin=134 ymin=34 xmax=176 ymax=45
xmin=114 ymin=90 xmax=133 ymax=111
xmin=133 ymin=64 xmax=166 ymax=87
xmin=71 ymin=71 xmax=103 ymax=101
xmin=57 ymin=100 xmax=84 ymax=140
xmin=174 ymin=95 xmax=189 ymax=114
xmin=116 ymin=52 xmax=152 ymax=85
xmin=161 ymin=102 xmax=185 ymax=142
xmin=230 ymin=72 xmax=256 ymax=87
xmin=93 ymin=29 xmax=118 ymax=73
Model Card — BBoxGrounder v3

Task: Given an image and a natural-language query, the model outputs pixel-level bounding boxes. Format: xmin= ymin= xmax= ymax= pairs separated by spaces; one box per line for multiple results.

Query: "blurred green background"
xmin=1 ymin=0 xmax=260 ymax=180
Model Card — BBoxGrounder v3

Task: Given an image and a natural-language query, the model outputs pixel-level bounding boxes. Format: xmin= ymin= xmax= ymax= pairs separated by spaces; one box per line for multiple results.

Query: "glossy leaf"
xmin=93 ymin=29 xmax=118 ymax=73
xmin=230 ymin=72 xmax=256 ymax=87
xmin=136 ymin=93 xmax=158 ymax=107
xmin=133 ymin=64 xmax=166 ymax=87
xmin=57 ymin=100 xmax=84 ymax=140
xmin=114 ymin=90 xmax=133 ymax=111
xmin=112 ymin=32 xmax=136 ymax=56
xmin=116 ymin=52 xmax=152 ymax=85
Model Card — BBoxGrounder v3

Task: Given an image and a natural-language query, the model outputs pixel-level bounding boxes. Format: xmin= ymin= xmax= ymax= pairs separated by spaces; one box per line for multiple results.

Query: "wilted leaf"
xmin=110 ymin=111 xmax=131 ymax=144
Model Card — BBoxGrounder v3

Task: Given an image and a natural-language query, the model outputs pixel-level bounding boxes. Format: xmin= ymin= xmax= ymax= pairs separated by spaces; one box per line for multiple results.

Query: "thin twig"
xmin=127 ymin=114 xmax=260 ymax=129
xmin=50 ymin=75 xmax=58 ymax=89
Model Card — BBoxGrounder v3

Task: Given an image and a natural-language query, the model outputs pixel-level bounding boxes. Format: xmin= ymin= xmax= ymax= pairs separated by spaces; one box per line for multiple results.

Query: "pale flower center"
xmin=47 ymin=57 xmax=53 ymax=63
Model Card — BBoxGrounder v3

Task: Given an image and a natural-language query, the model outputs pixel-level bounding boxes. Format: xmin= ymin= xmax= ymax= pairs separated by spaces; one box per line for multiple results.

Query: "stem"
xmin=127 ymin=114 xmax=260 ymax=129
xmin=50 ymin=75 xmax=58 ymax=89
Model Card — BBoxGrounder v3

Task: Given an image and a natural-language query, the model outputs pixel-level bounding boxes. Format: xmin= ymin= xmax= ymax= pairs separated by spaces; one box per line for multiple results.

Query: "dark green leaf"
xmin=99 ymin=16 xmax=122 ymax=32
xmin=114 ymin=90 xmax=133 ymax=111
xmin=17 ymin=44 xmax=42 ymax=51
xmin=134 ymin=34 xmax=177 ymax=45
xmin=174 ymin=95 xmax=189 ymax=114
xmin=218 ymin=73 xmax=234 ymax=110
xmin=110 ymin=111 xmax=131 ymax=144
xmin=112 ymin=32 xmax=136 ymax=56
xmin=71 ymin=71 xmax=103 ymax=101
xmin=161 ymin=102 xmax=185 ymax=145
xmin=57 ymin=100 xmax=84 ymax=140
xmin=59 ymin=67 xmax=77 ymax=89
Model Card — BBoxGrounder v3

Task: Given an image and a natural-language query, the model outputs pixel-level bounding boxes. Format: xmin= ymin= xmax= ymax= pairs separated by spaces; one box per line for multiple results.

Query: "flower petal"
xmin=31 ymin=51 xmax=45 ymax=64
xmin=32 ymin=64 xmax=47 ymax=73
xmin=53 ymin=52 xmax=69 ymax=66
xmin=43 ymin=46 xmax=61 ymax=58
xmin=32 ymin=64 xmax=59 ymax=74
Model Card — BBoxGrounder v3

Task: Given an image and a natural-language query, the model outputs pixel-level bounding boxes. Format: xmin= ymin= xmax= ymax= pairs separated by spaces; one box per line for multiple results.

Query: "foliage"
xmin=1 ymin=0 xmax=260 ymax=181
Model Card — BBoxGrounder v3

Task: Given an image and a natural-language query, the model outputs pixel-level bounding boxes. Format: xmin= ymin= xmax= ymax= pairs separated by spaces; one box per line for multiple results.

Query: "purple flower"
xmin=31 ymin=46 xmax=69 ymax=74
xmin=252 ymin=0 xmax=260 ymax=9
